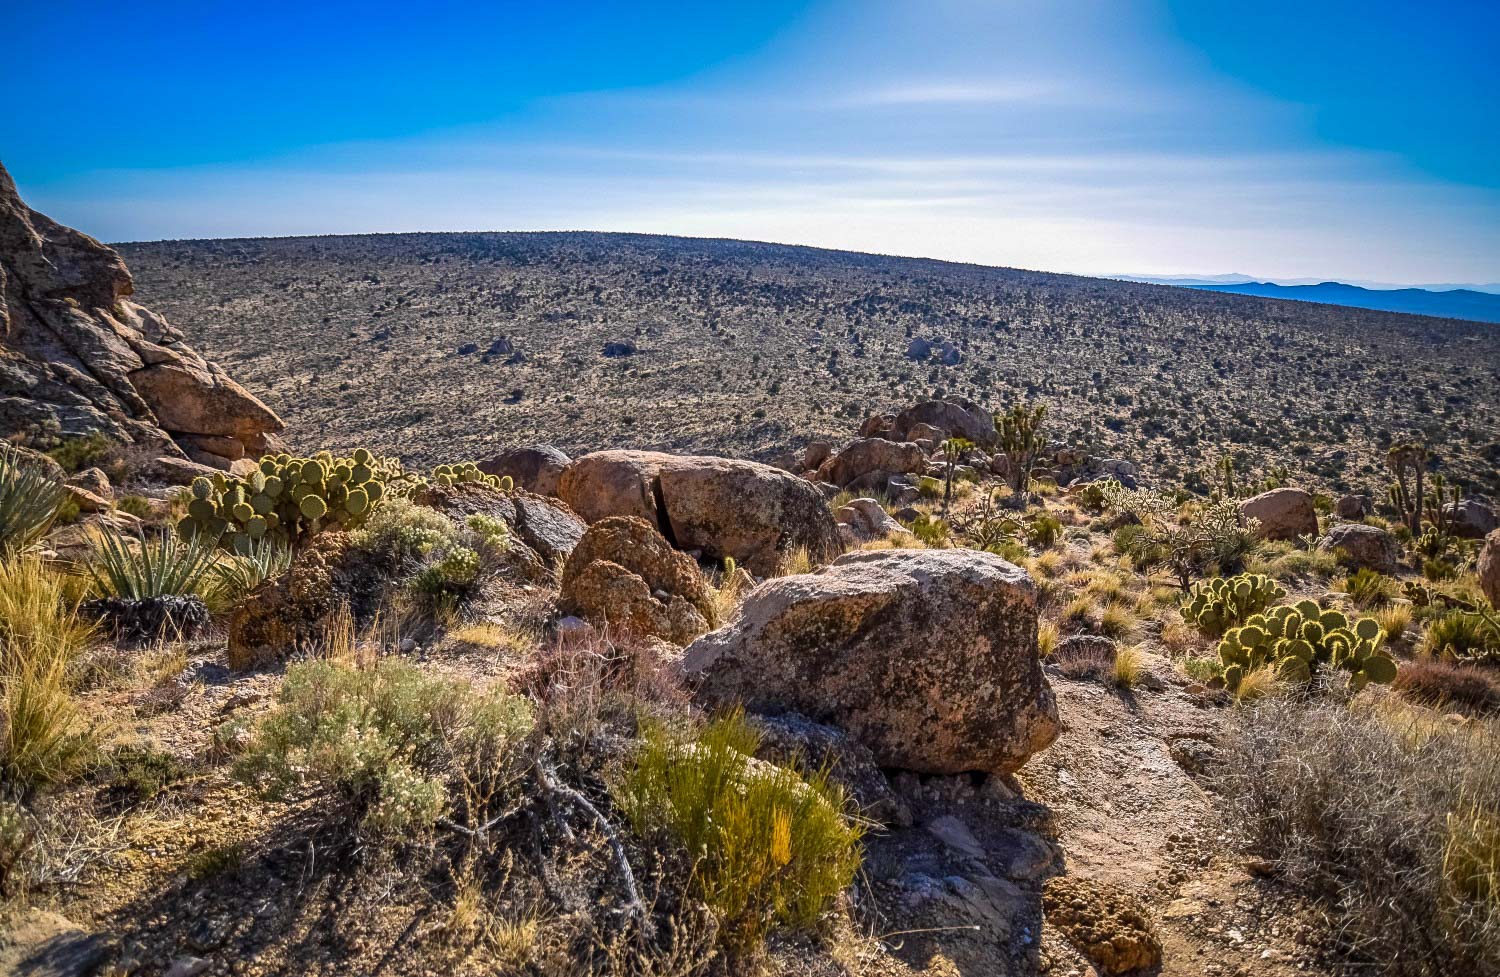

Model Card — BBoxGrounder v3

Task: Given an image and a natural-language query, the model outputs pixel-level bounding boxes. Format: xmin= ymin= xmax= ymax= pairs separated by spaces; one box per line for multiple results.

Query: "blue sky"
xmin=4 ymin=0 xmax=1497 ymax=283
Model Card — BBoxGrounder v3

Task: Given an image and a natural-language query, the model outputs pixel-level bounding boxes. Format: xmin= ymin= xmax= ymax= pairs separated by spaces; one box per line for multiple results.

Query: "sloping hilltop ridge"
xmin=117 ymin=231 xmax=1500 ymax=497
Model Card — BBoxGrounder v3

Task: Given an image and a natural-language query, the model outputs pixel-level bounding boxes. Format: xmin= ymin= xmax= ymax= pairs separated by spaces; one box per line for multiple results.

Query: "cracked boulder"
xmin=559 ymin=515 xmax=716 ymax=645
xmin=558 ymin=449 xmax=840 ymax=575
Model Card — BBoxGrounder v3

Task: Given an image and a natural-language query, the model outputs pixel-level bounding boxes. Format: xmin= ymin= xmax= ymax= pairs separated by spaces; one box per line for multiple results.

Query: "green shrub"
xmin=1182 ymin=573 xmax=1286 ymax=637
xmin=617 ymin=712 xmax=863 ymax=951
xmin=86 ymin=527 xmax=218 ymax=599
xmin=107 ymin=744 xmax=188 ymax=805
xmin=1423 ymin=611 xmax=1500 ymax=664
xmin=115 ymin=495 xmax=153 ymax=520
xmin=1073 ymin=478 xmax=1119 ymax=514
xmin=1026 ymin=513 xmax=1062 ymax=549
xmin=235 ymin=658 xmax=532 ymax=836
xmin=0 ymin=445 xmax=67 ymax=556
xmin=1345 ymin=568 xmax=1394 ymax=608
xmin=411 ymin=546 xmax=482 ymax=602
xmin=909 ymin=514 xmax=949 ymax=547
xmin=1218 ymin=600 xmax=1395 ymax=693
xmin=46 ymin=433 xmax=111 ymax=474
xmin=466 ymin=513 xmax=511 ymax=550
xmin=355 ymin=497 xmax=459 ymax=562
xmin=205 ymin=536 xmax=293 ymax=609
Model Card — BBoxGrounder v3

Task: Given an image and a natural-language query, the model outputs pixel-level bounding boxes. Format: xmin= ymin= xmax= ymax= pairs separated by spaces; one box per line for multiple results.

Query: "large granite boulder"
xmin=1239 ymin=488 xmax=1318 ymax=541
xmin=680 ymin=548 xmax=1059 ymax=775
xmin=1480 ymin=529 xmax=1500 ymax=610
xmin=891 ymin=399 xmax=996 ymax=448
xmin=559 ymin=516 xmax=715 ymax=644
xmin=0 ymin=162 xmax=283 ymax=465
xmin=1317 ymin=523 xmax=1399 ymax=573
xmin=816 ymin=437 xmax=927 ymax=488
xmin=479 ymin=443 xmax=571 ymax=497
xmin=1444 ymin=498 xmax=1498 ymax=540
xmin=558 ymin=450 xmax=840 ymax=575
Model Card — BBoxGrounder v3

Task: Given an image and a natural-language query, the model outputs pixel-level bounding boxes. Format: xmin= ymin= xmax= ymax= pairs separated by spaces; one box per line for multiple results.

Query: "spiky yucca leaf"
xmin=86 ymin=527 xmax=220 ymax=600
xmin=0 ymin=444 xmax=68 ymax=555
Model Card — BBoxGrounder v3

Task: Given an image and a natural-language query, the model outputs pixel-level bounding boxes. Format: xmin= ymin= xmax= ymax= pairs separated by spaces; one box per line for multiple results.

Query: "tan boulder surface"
xmin=559 ymin=515 xmax=715 ymax=644
xmin=891 ymin=398 xmax=997 ymax=447
xmin=1043 ymin=875 xmax=1163 ymax=975
xmin=681 ymin=547 xmax=1059 ymax=775
xmin=1480 ymin=528 xmax=1500 ymax=609
xmin=0 ymin=161 xmax=282 ymax=462
xmin=1239 ymin=487 xmax=1318 ymax=541
xmin=816 ymin=436 xmax=928 ymax=487
xmin=559 ymin=449 xmax=840 ymax=575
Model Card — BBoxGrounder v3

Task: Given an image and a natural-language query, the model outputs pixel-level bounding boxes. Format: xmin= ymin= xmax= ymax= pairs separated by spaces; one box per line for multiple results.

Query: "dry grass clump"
xmin=616 ymin=711 xmax=863 ymax=953
xmin=0 ymin=557 xmax=97 ymax=793
xmin=1098 ymin=602 xmax=1139 ymax=641
xmin=774 ymin=546 xmax=814 ymax=577
xmin=1393 ymin=659 xmax=1500 ymax=715
xmin=1375 ymin=603 xmax=1415 ymax=643
xmin=1233 ymin=666 xmax=1284 ymax=703
xmin=1112 ymin=644 xmax=1145 ymax=688
xmin=1218 ymin=698 xmax=1500 ymax=975
xmin=1037 ymin=619 xmax=1059 ymax=658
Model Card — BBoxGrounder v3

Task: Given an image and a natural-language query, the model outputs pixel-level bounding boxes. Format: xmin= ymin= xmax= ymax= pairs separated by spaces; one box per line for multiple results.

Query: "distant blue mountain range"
xmin=1118 ymin=276 xmax=1500 ymax=324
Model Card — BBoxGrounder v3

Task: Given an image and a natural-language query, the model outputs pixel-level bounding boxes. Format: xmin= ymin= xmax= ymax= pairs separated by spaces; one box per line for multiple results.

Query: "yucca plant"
xmin=206 ymin=535 xmax=293 ymax=609
xmin=0 ymin=444 xmax=68 ymax=556
xmin=86 ymin=527 xmax=220 ymax=600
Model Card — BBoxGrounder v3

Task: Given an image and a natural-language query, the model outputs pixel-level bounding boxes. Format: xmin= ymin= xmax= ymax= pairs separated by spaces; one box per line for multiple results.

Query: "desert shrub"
xmin=1180 ymin=654 xmax=1223 ymax=684
xmin=86 ymin=527 xmax=219 ymax=599
xmin=236 ymin=658 xmax=533 ymax=836
xmin=1394 ymin=659 xmax=1500 ymax=714
xmin=1218 ymin=698 xmax=1500 ymax=975
xmin=465 ymin=513 xmax=511 ymax=550
xmin=617 ymin=711 xmax=863 ymax=951
xmin=1422 ymin=611 xmax=1500 ymax=664
xmin=46 ymin=432 xmax=111 ymax=474
xmin=908 ymin=514 xmax=949 ymax=547
xmin=1073 ymin=478 xmax=1118 ymax=513
xmin=411 ymin=546 xmax=482 ymax=605
xmin=1345 ymin=568 xmax=1394 ymax=608
xmin=1376 ymin=603 xmax=1414 ymax=642
xmin=106 ymin=744 xmax=189 ymax=806
xmin=115 ymin=494 xmax=154 ymax=520
xmin=0 ymin=558 xmax=96 ymax=794
xmin=0 ymin=445 xmax=68 ymax=556
xmin=1423 ymin=557 xmax=1458 ymax=582
xmin=1027 ymin=513 xmax=1062 ymax=549
xmin=1113 ymin=644 xmax=1145 ymax=687
xmin=355 ymin=496 xmax=459 ymax=562
xmin=1181 ymin=573 xmax=1286 ymax=637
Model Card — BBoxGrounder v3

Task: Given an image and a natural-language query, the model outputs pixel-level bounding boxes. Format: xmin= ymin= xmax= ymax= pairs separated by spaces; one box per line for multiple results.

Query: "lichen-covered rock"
xmin=559 ymin=516 xmax=716 ymax=644
xmin=1480 ymin=529 xmax=1500 ymax=609
xmin=681 ymin=548 xmax=1060 ymax=775
xmin=747 ymin=712 xmax=912 ymax=827
xmin=1239 ymin=487 xmax=1318 ymax=541
xmin=1318 ymin=522 xmax=1398 ymax=572
xmin=1042 ymin=876 xmax=1162 ymax=975
xmin=816 ymin=438 xmax=927 ymax=488
xmin=561 ymin=559 xmax=709 ymax=646
xmin=834 ymin=497 xmax=909 ymax=545
xmin=1335 ymin=493 xmax=1369 ymax=520
xmin=227 ymin=533 xmax=386 ymax=670
xmin=559 ymin=450 xmax=840 ymax=575
xmin=479 ymin=443 xmax=571 ymax=496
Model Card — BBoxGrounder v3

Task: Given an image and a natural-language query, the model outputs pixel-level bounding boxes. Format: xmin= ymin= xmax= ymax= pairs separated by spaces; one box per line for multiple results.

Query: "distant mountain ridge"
xmin=1119 ymin=277 xmax=1500 ymax=324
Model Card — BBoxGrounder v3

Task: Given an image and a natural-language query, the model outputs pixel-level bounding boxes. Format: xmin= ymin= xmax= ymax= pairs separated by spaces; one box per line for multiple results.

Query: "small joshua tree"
xmin=1386 ymin=439 xmax=1428 ymax=534
xmin=940 ymin=437 xmax=972 ymax=514
xmin=995 ymin=403 xmax=1046 ymax=501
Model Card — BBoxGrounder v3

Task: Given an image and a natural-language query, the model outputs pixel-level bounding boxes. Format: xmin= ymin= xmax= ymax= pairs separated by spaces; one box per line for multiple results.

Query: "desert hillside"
xmin=116 ymin=233 xmax=1500 ymax=497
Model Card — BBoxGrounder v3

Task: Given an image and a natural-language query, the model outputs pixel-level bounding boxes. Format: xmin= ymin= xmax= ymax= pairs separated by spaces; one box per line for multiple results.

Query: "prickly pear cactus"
xmin=178 ymin=448 xmax=392 ymax=551
xmin=427 ymin=461 xmax=511 ymax=491
xmin=1182 ymin=573 xmax=1286 ymax=637
xmin=1217 ymin=599 xmax=1396 ymax=692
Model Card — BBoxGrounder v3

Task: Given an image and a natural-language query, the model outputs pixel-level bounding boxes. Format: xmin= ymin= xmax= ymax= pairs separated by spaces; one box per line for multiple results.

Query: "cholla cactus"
xmin=1217 ymin=599 xmax=1396 ymax=692
xmin=179 ymin=447 xmax=390 ymax=551
xmin=1182 ymin=573 xmax=1286 ymax=637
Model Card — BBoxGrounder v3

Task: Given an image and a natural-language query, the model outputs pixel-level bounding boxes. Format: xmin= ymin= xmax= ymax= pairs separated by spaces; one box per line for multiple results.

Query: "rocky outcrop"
xmin=1335 ymin=493 xmax=1370 ymax=520
xmin=1480 ymin=529 xmax=1500 ymax=609
xmin=816 ymin=437 xmax=927 ymax=487
xmin=833 ymin=497 xmax=909 ymax=545
xmin=1238 ymin=488 xmax=1318 ymax=541
xmin=558 ymin=450 xmax=840 ymax=575
xmin=891 ymin=399 xmax=995 ymax=447
xmin=681 ymin=548 xmax=1059 ymax=775
xmin=0 ymin=162 xmax=283 ymax=468
xmin=559 ymin=516 xmax=715 ymax=644
xmin=479 ymin=443 xmax=570 ymax=496
xmin=1318 ymin=523 xmax=1398 ymax=572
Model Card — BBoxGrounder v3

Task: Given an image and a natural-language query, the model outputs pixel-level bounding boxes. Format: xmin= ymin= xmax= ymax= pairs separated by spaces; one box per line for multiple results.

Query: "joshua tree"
xmin=940 ymin=437 xmax=973 ymax=514
xmin=1386 ymin=440 xmax=1429 ymax=534
xmin=995 ymin=403 xmax=1047 ymax=500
